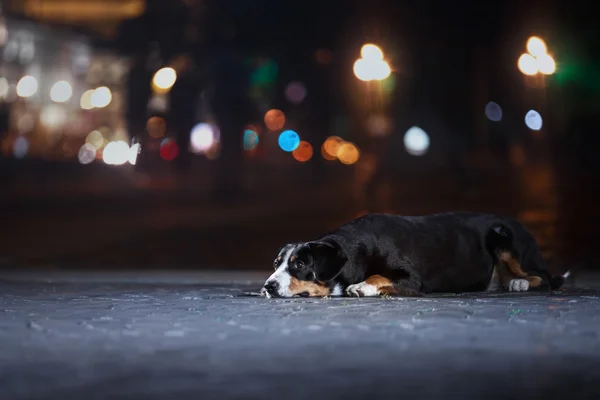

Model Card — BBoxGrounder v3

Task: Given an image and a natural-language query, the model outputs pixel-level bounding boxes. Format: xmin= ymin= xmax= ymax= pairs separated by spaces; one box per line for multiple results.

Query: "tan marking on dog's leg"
xmin=289 ymin=277 xmax=331 ymax=297
xmin=499 ymin=251 xmax=527 ymax=277
xmin=346 ymin=275 xmax=401 ymax=297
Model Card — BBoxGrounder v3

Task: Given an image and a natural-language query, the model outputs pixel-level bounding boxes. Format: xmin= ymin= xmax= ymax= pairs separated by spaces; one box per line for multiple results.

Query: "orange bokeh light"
xmin=337 ymin=142 xmax=360 ymax=165
xmin=322 ymin=136 xmax=344 ymax=159
xmin=147 ymin=116 xmax=166 ymax=139
xmin=264 ymin=109 xmax=286 ymax=131
xmin=292 ymin=141 xmax=313 ymax=162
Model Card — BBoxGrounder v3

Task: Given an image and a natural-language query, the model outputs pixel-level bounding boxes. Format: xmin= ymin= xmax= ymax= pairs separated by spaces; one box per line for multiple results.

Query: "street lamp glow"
xmin=361 ymin=44 xmax=384 ymax=61
xmin=526 ymin=36 xmax=547 ymax=58
xmin=518 ymin=53 xmax=539 ymax=76
xmin=152 ymin=67 xmax=177 ymax=93
xmin=537 ymin=54 xmax=556 ymax=75
xmin=50 ymin=80 xmax=73 ymax=103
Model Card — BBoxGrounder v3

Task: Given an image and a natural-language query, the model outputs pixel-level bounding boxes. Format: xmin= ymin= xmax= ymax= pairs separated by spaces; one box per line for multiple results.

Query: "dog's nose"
xmin=263 ymin=280 xmax=279 ymax=294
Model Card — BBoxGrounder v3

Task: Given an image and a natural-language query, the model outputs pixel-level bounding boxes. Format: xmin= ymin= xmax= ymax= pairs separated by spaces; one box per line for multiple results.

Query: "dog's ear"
xmin=306 ymin=241 xmax=347 ymax=282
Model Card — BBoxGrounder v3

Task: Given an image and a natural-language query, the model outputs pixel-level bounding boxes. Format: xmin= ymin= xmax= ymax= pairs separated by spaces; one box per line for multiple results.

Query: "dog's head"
xmin=260 ymin=241 xmax=348 ymax=298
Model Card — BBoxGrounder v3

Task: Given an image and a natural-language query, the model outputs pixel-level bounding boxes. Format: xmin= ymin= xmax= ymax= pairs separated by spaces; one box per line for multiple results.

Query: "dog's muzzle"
xmin=260 ymin=280 xmax=280 ymax=298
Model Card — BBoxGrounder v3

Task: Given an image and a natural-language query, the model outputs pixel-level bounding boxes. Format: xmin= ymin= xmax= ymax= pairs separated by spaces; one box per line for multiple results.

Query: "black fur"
xmin=299 ymin=212 xmax=566 ymax=294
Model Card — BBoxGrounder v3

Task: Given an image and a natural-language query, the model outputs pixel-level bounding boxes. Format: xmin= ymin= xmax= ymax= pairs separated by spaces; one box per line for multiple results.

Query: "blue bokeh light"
xmin=278 ymin=130 xmax=300 ymax=152
xmin=243 ymin=129 xmax=259 ymax=151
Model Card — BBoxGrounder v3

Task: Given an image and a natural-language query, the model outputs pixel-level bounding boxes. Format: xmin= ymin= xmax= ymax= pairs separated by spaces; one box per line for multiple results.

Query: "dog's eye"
xmin=296 ymin=261 xmax=305 ymax=268
xmin=274 ymin=258 xmax=281 ymax=268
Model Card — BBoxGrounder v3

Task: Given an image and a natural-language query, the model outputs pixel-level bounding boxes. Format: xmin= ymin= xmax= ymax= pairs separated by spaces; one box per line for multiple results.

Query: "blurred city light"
xmin=485 ymin=101 xmax=503 ymax=122
xmin=518 ymin=36 xmax=555 ymax=76
xmin=264 ymin=109 xmax=286 ymax=131
xmin=361 ymin=44 xmax=384 ymax=60
xmin=525 ymin=110 xmax=543 ymax=131
xmin=190 ymin=123 xmax=218 ymax=154
xmin=16 ymin=75 xmax=38 ymax=98
xmin=403 ymin=126 xmax=430 ymax=156
xmin=147 ymin=116 xmax=166 ymax=139
xmin=322 ymin=136 xmax=344 ymax=160
xmin=78 ymin=143 xmax=97 ymax=164
xmin=159 ymin=138 xmax=179 ymax=160
xmin=526 ymin=36 xmax=547 ymax=58
xmin=354 ymin=44 xmax=391 ymax=81
xmin=128 ymin=143 xmax=140 ymax=165
xmin=518 ymin=53 xmax=539 ymax=76
xmin=91 ymin=86 xmax=112 ymax=108
xmin=17 ymin=114 xmax=34 ymax=133
xmin=537 ymin=54 xmax=556 ymax=75
xmin=243 ymin=129 xmax=259 ymax=151
xmin=292 ymin=141 xmax=313 ymax=162
xmin=337 ymin=142 xmax=360 ymax=165
xmin=278 ymin=130 xmax=300 ymax=152
xmin=13 ymin=136 xmax=28 ymax=159
xmin=50 ymin=80 xmax=73 ymax=103
xmin=285 ymin=81 xmax=307 ymax=105
xmin=152 ymin=67 xmax=177 ymax=93
xmin=102 ymin=141 xmax=130 ymax=165
xmin=40 ymin=105 xmax=67 ymax=129
xmin=80 ymin=89 xmax=95 ymax=110
xmin=85 ymin=130 xmax=105 ymax=149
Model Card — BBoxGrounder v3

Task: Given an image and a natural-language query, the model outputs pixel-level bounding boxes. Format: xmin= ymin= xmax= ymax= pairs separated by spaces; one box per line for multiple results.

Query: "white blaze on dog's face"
xmin=260 ymin=242 xmax=348 ymax=298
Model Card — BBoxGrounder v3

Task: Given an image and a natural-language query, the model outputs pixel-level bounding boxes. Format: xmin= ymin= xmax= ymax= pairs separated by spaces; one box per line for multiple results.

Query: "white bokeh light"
xmin=13 ymin=136 xmax=28 ymax=158
xmin=525 ymin=110 xmax=543 ymax=131
xmin=50 ymin=80 xmax=73 ymax=103
xmin=128 ymin=143 xmax=140 ymax=165
xmin=78 ymin=143 xmax=97 ymax=164
xmin=40 ymin=105 xmax=67 ymax=129
xmin=403 ymin=126 xmax=430 ymax=156
xmin=190 ymin=123 xmax=218 ymax=154
xmin=102 ymin=141 xmax=130 ymax=165
xmin=91 ymin=86 xmax=112 ymax=108
xmin=16 ymin=75 xmax=38 ymax=98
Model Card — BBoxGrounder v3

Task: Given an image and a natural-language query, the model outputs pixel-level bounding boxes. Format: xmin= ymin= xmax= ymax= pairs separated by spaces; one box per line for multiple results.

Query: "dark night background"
xmin=1 ymin=1 xmax=600 ymax=399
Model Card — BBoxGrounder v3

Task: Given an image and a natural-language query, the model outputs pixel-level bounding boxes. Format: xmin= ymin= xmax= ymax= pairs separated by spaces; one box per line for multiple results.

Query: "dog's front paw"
xmin=346 ymin=281 xmax=379 ymax=297
xmin=508 ymin=279 xmax=529 ymax=292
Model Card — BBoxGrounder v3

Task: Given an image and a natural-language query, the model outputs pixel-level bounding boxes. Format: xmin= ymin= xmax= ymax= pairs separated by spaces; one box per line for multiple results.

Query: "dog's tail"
xmin=485 ymin=223 xmax=570 ymax=291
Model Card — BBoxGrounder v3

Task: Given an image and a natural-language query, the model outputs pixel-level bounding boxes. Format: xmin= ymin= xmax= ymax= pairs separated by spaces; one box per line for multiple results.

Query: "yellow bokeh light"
xmin=518 ymin=53 xmax=538 ymax=76
xmin=152 ymin=67 xmax=177 ymax=93
xmin=537 ymin=54 xmax=556 ymax=75
xmin=86 ymin=130 xmax=105 ymax=150
xmin=292 ymin=141 xmax=313 ymax=162
xmin=264 ymin=109 xmax=286 ymax=131
xmin=526 ymin=36 xmax=547 ymax=58
xmin=146 ymin=116 xmax=166 ymax=138
xmin=361 ymin=44 xmax=384 ymax=61
xmin=80 ymin=89 xmax=95 ymax=110
xmin=337 ymin=142 xmax=360 ymax=165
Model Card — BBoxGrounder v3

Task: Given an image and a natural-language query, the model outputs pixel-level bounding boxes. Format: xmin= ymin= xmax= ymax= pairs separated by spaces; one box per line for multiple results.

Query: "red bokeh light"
xmin=160 ymin=139 xmax=179 ymax=161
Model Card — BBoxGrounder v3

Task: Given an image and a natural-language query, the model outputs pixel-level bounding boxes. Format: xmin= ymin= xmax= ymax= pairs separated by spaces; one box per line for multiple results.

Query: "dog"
xmin=260 ymin=212 xmax=569 ymax=298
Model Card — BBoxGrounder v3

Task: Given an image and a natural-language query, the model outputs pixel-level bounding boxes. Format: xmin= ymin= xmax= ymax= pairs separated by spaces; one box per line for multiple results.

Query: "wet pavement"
xmin=1 ymin=270 xmax=600 ymax=399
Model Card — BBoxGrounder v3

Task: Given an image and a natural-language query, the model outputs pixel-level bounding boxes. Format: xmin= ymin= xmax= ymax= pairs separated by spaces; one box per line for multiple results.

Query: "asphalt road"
xmin=2 ymin=270 xmax=600 ymax=400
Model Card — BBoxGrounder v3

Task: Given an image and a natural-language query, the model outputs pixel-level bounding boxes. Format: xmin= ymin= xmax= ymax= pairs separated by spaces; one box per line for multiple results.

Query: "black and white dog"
xmin=260 ymin=212 xmax=569 ymax=298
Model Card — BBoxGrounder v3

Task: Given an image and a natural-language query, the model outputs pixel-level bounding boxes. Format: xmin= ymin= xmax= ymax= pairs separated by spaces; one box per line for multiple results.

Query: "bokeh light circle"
xmin=147 ymin=116 xmax=166 ymax=139
xmin=86 ymin=130 xmax=104 ymax=149
xmin=337 ymin=142 xmax=360 ymax=165
xmin=292 ymin=141 xmax=313 ymax=162
xmin=485 ymin=102 xmax=503 ymax=122
xmin=160 ymin=138 xmax=179 ymax=161
xmin=526 ymin=36 xmax=547 ymax=58
xmin=152 ymin=67 xmax=177 ymax=92
xmin=190 ymin=123 xmax=218 ymax=154
xmin=91 ymin=86 xmax=112 ymax=108
xmin=50 ymin=80 xmax=73 ymax=103
xmin=322 ymin=136 xmax=344 ymax=159
xmin=243 ymin=129 xmax=259 ymax=151
xmin=78 ymin=143 xmax=97 ymax=164
xmin=537 ymin=54 xmax=556 ymax=75
xmin=285 ymin=81 xmax=307 ymax=105
xmin=278 ymin=130 xmax=300 ymax=152
xmin=264 ymin=109 xmax=286 ymax=131
xmin=16 ymin=75 xmax=38 ymax=98
xmin=80 ymin=89 xmax=95 ymax=110
xmin=361 ymin=44 xmax=384 ymax=61
xmin=353 ymin=59 xmax=371 ymax=81
xmin=403 ymin=126 xmax=430 ymax=156
xmin=518 ymin=54 xmax=538 ymax=76
xmin=525 ymin=110 xmax=543 ymax=131
xmin=102 ymin=141 xmax=130 ymax=165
